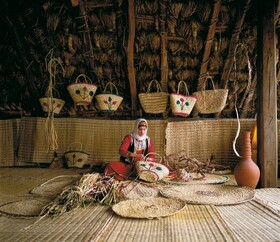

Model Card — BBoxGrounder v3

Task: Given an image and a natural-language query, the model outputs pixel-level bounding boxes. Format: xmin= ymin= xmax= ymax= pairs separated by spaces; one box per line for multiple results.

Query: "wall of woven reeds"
xmin=0 ymin=0 xmax=279 ymax=119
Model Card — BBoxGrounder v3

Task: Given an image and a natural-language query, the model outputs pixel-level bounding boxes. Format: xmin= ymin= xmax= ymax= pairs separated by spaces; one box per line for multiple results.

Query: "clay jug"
xmin=234 ymin=131 xmax=260 ymax=189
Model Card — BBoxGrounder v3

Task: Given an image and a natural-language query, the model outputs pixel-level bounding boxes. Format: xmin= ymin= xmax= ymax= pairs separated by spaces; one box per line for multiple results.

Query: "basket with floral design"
xmin=95 ymin=82 xmax=123 ymax=112
xmin=170 ymin=81 xmax=197 ymax=117
xmin=67 ymin=74 xmax=97 ymax=105
xmin=135 ymin=153 xmax=169 ymax=183
xmin=64 ymin=142 xmax=89 ymax=168
xmin=39 ymin=89 xmax=65 ymax=114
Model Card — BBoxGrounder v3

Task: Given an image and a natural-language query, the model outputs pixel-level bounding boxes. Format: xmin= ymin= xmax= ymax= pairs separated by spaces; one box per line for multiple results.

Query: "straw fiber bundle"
xmin=160 ymin=185 xmax=255 ymax=205
xmin=112 ymin=197 xmax=185 ymax=219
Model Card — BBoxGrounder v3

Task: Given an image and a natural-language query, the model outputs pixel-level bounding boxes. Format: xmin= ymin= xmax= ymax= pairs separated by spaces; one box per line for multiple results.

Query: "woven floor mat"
xmin=216 ymin=200 xmax=280 ymax=242
xmin=253 ymin=188 xmax=280 ymax=214
xmin=160 ymin=185 xmax=255 ymax=205
xmin=30 ymin=175 xmax=81 ymax=196
xmin=0 ymin=196 xmax=53 ymax=218
xmin=92 ymin=205 xmax=238 ymax=242
xmin=0 ymin=204 xmax=114 ymax=242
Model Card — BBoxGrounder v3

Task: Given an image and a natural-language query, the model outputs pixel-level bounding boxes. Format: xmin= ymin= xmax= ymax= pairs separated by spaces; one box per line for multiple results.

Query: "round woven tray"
xmin=0 ymin=197 xmax=52 ymax=218
xmin=162 ymin=173 xmax=229 ymax=185
xmin=160 ymin=185 xmax=255 ymax=205
xmin=112 ymin=197 xmax=185 ymax=219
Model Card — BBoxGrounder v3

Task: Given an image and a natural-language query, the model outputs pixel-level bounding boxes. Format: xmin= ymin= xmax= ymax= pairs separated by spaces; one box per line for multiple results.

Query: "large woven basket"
xmin=135 ymin=153 xmax=169 ymax=182
xmin=138 ymin=80 xmax=169 ymax=114
xmin=192 ymin=76 xmax=228 ymax=114
xmin=64 ymin=142 xmax=89 ymax=168
xmin=67 ymin=74 xmax=97 ymax=106
xmin=170 ymin=81 xmax=197 ymax=117
xmin=95 ymin=82 xmax=123 ymax=112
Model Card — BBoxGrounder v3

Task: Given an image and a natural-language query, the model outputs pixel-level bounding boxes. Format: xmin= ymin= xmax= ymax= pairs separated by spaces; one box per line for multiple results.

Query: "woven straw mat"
xmin=112 ymin=197 xmax=185 ymax=219
xmin=160 ymin=185 xmax=255 ymax=205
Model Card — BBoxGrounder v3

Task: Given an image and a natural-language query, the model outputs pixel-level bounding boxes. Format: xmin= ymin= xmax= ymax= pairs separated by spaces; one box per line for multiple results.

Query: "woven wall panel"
xmin=165 ymin=119 xmax=255 ymax=165
xmin=17 ymin=118 xmax=166 ymax=165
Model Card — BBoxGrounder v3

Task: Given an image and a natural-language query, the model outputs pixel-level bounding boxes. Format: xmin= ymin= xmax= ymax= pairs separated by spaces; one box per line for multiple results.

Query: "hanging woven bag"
xmin=138 ymin=80 xmax=169 ymax=114
xmin=95 ymin=82 xmax=123 ymax=112
xmin=170 ymin=80 xmax=197 ymax=117
xmin=192 ymin=76 xmax=228 ymax=114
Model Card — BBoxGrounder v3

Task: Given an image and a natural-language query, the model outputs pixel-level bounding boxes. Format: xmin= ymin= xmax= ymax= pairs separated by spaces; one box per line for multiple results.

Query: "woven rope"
xmin=160 ymin=185 xmax=255 ymax=205
xmin=112 ymin=197 xmax=185 ymax=219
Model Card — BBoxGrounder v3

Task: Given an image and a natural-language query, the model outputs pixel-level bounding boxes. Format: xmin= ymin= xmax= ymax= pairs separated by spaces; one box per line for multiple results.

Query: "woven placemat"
xmin=120 ymin=181 xmax=160 ymax=199
xmin=162 ymin=173 xmax=229 ymax=185
xmin=112 ymin=197 xmax=185 ymax=219
xmin=160 ymin=185 xmax=255 ymax=205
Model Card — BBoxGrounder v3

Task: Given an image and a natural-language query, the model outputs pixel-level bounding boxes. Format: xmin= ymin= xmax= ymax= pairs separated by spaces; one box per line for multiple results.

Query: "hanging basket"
xmin=64 ymin=142 xmax=89 ymax=168
xmin=138 ymin=80 xmax=169 ymax=114
xmin=192 ymin=76 xmax=228 ymax=114
xmin=170 ymin=81 xmax=197 ymax=117
xmin=135 ymin=153 xmax=170 ymax=183
xmin=67 ymin=74 xmax=97 ymax=106
xmin=95 ymin=82 xmax=123 ymax=112
xmin=39 ymin=89 xmax=65 ymax=114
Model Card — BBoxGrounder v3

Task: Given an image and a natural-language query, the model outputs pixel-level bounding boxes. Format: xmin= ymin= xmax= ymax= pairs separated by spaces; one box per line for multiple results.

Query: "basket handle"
xmin=177 ymin=81 xmax=190 ymax=95
xmin=75 ymin=74 xmax=92 ymax=84
xmin=104 ymin=82 xmax=119 ymax=95
xmin=67 ymin=142 xmax=84 ymax=152
xmin=142 ymin=152 xmax=162 ymax=163
xmin=44 ymin=87 xmax=60 ymax=98
xmin=202 ymin=75 xmax=216 ymax=91
xmin=146 ymin=80 xmax=162 ymax=93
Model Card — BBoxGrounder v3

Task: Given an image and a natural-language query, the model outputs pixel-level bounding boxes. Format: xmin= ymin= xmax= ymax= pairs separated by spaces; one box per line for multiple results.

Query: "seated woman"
xmin=105 ymin=118 xmax=155 ymax=180
xmin=119 ymin=118 xmax=155 ymax=164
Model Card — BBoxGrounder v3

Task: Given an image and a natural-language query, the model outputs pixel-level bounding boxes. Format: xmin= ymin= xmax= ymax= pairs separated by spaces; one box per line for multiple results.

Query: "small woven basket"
xmin=192 ymin=76 xmax=228 ymax=114
xmin=67 ymin=74 xmax=97 ymax=105
xmin=170 ymin=81 xmax=197 ymax=117
xmin=39 ymin=89 xmax=65 ymax=114
xmin=95 ymin=82 xmax=123 ymax=112
xmin=138 ymin=80 xmax=169 ymax=114
xmin=64 ymin=142 xmax=89 ymax=168
xmin=135 ymin=152 xmax=169 ymax=183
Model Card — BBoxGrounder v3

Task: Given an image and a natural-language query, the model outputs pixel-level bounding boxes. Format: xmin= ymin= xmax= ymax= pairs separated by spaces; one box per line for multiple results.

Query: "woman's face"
xmin=138 ymin=126 xmax=147 ymax=137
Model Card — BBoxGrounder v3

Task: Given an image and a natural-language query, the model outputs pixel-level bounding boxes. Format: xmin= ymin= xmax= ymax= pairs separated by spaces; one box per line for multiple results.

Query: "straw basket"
xmin=170 ymin=81 xmax=197 ymax=117
xmin=138 ymin=80 xmax=169 ymax=114
xmin=39 ymin=89 xmax=65 ymax=114
xmin=67 ymin=74 xmax=97 ymax=105
xmin=135 ymin=153 xmax=169 ymax=183
xmin=64 ymin=142 xmax=89 ymax=168
xmin=192 ymin=76 xmax=228 ymax=114
xmin=95 ymin=82 xmax=123 ymax=112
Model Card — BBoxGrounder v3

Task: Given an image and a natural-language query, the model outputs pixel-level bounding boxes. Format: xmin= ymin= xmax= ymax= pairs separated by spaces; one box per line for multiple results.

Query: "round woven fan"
xmin=112 ymin=197 xmax=185 ymax=219
xmin=160 ymin=185 xmax=255 ymax=205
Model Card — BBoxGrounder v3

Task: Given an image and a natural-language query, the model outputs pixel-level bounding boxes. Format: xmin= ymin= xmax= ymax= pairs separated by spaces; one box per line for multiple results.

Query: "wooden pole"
xmin=127 ymin=0 xmax=137 ymax=116
xmin=257 ymin=1 xmax=278 ymax=188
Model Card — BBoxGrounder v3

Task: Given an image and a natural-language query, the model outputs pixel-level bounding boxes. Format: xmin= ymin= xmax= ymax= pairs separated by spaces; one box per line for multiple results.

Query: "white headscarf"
xmin=131 ymin=118 xmax=148 ymax=141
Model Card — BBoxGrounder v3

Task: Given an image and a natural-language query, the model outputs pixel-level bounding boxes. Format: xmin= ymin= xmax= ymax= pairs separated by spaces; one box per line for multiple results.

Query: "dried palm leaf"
xmin=101 ymin=12 xmax=116 ymax=32
xmin=180 ymin=1 xmax=196 ymax=19
xmin=47 ymin=14 xmax=60 ymax=32
xmin=219 ymin=5 xmax=231 ymax=26
xmin=168 ymin=2 xmax=183 ymax=19
xmin=99 ymin=33 xmax=114 ymax=50
xmin=135 ymin=32 xmax=148 ymax=53
xmin=177 ymin=21 xmax=191 ymax=39
xmin=168 ymin=41 xmax=182 ymax=55
xmin=94 ymin=65 xmax=104 ymax=81
xmin=89 ymin=14 xmax=100 ymax=31
xmin=148 ymin=33 xmax=161 ymax=52
xmin=197 ymin=1 xmax=211 ymax=23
